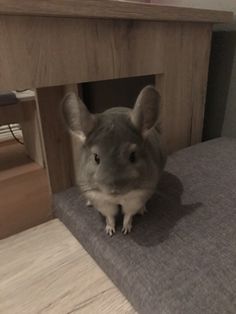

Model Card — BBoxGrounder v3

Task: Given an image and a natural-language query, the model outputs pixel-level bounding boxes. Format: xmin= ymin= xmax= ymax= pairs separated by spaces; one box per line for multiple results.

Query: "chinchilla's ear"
xmin=62 ymin=92 xmax=96 ymax=142
xmin=131 ymin=86 xmax=160 ymax=135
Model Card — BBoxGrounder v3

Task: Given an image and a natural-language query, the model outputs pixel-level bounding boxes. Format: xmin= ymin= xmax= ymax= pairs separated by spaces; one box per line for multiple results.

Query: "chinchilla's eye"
xmin=94 ymin=153 xmax=100 ymax=165
xmin=129 ymin=151 xmax=136 ymax=163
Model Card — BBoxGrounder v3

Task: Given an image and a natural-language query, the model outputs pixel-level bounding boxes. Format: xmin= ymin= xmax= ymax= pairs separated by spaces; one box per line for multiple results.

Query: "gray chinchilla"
xmin=62 ymin=86 xmax=166 ymax=236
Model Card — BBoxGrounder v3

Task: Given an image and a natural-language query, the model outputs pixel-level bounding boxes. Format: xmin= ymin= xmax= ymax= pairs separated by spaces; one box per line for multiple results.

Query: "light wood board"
xmin=0 ymin=219 xmax=135 ymax=314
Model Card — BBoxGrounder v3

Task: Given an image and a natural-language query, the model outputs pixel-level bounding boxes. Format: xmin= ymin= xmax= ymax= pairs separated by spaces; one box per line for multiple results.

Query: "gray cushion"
xmin=54 ymin=137 xmax=236 ymax=314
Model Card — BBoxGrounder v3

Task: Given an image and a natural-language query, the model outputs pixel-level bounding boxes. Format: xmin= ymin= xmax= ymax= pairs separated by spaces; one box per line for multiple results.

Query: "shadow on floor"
xmin=130 ymin=171 xmax=201 ymax=247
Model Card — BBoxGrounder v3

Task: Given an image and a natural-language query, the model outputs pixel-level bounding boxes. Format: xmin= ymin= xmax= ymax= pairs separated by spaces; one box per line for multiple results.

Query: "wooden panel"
xmin=0 ymin=162 xmax=39 ymax=182
xmin=14 ymin=89 xmax=35 ymax=101
xmin=0 ymin=140 xmax=31 ymax=172
xmin=0 ymin=17 xmax=163 ymax=90
xmin=0 ymin=168 xmax=51 ymax=239
xmin=21 ymin=100 xmax=44 ymax=166
xmin=189 ymin=26 xmax=212 ymax=144
xmin=36 ymin=86 xmax=73 ymax=193
xmin=161 ymin=23 xmax=212 ymax=152
xmin=151 ymin=0 xmax=236 ymax=15
xmin=0 ymin=93 xmax=44 ymax=165
xmin=0 ymin=0 xmax=232 ymax=23
xmin=0 ymin=102 xmax=23 ymax=124
xmin=0 ymin=141 xmax=51 ymax=239
xmin=0 ymin=219 xmax=135 ymax=313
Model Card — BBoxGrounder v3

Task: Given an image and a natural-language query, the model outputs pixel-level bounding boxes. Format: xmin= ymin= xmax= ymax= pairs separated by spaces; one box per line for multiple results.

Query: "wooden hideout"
xmin=0 ymin=0 xmax=233 ymax=220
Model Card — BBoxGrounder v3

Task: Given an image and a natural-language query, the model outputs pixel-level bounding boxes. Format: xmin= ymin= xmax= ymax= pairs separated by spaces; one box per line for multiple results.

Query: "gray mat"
xmin=54 ymin=137 xmax=236 ymax=314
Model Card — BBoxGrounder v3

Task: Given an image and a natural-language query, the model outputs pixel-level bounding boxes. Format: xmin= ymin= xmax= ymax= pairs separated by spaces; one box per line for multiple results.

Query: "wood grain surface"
xmin=0 ymin=0 xmax=232 ymax=23
xmin=0 ymin=219 xmax=135 ymax=313
xmin=0 ymin=141 xmax=51 ymax=239
xmin=36 ymin=86 xmax=74 ymax=193
xmin=0 ymin=17 xmax=164 ymax=90
xmin=21 ymin=100 xmax=44 ymax=166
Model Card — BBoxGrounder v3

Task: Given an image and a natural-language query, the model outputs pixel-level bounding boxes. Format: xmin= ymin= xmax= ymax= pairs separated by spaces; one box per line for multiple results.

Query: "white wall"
xmin=152 ymin=0 xmax=236 ymax=30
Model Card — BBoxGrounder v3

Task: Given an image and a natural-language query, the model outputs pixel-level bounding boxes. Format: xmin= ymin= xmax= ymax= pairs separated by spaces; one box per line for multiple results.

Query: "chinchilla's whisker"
xmin=78 ymin=188 xmax=98 ymax=195
xmin=77 ymin=181 xmax=90 ymax=185
xmin=77 ymin=182 xmax=89 ymax=187
xmin=152 ymin=190 xmax=168 ymax=197
xmin=77 ymin=183 xmax=94 ymax=191
xmin=142 ymin=188 xmax=171 ymax=200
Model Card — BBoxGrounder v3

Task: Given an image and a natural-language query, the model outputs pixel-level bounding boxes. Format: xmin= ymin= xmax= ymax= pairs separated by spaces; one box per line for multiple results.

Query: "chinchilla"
xmin=62 ymin=85 xmax=166 ymax=236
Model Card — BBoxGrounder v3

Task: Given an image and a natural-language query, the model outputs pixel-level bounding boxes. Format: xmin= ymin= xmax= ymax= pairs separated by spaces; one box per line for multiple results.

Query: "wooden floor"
xmin=0 ymin=140 xmax=51 ymax=239
xmin=0 ymin=219 xmax=135 ymax=314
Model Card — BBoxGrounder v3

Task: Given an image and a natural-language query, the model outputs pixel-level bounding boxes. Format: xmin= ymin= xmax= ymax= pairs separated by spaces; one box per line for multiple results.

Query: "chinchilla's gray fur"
xmin=62 ymin=86 xmax=166 ymax=236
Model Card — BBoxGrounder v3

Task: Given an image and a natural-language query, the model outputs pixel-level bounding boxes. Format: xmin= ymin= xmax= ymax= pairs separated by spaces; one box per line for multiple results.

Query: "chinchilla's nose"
xmin=107 ymin=180 xmax=122 ymax=194
xmin=110 ymin=185 xmax=119 ymax=195
xmin=100 ymin=175 xmax=123 ymax=194
xmin=100 ymin=182 xmax=118 ymax=194
xmin=110 ymin=188 xmax=118 ymax=195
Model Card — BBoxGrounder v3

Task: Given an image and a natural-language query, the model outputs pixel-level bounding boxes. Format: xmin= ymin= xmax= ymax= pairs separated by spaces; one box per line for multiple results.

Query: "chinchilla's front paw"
xmin=122 ymin=223 xmax=132 ymax=235
xmin=86 ymin=200 xmax=92 ymax=207
xmin=105 ymin=224 xmax=116 ymax=236
xmin=122 ymin=213 xmax=133 ymax=235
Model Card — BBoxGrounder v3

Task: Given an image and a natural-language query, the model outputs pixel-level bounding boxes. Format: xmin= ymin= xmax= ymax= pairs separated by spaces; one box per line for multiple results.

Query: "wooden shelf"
xmin=0 ymin=0 xmax=233 ymax=23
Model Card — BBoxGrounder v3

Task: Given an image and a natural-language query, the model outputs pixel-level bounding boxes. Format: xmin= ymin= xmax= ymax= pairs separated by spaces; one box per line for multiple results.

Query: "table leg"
xmin=21 ymin=100 xmax=44 ymax=167
xmin=36 ymin=86 xmax=74 ymax=193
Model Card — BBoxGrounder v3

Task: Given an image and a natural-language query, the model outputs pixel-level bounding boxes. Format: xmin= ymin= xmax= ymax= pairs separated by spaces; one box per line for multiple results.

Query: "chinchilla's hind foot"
xmin=105 ymin=215 xmax=116 ymax=236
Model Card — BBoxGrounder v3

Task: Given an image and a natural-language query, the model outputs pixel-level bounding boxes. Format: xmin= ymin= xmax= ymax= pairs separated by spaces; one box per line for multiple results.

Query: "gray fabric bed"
xmin=54 ymin=137 xmax=236 ymax=314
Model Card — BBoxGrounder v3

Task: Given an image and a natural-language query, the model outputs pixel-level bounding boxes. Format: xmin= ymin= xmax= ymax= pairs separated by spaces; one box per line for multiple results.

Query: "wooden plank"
xmin=0 ymin=0 xmax=232 ymax=23
xmin=0 ymin=168 xmax=51 ymax=239
xmin=0 ymin=89 xmax=44 ymax=165
xmin=190 ymin=25 xmax=212 ymax=145
xmin=36 ymin=86 xmax=73 ymax=193
xmin=0 ymin=141 xmax=51 ymax=239
xmin=161 ymin=23 xmax=213 ymax=152
xmin=0 ymin=140 xmax=31 ymax=173
xmin=13 ymin=89 xmax=35 ymax=102
xmin=5 ymin=90 xmax=44 ymax=165
xmin=0 ymin=162 xmax=39 ymax=182
xmin=150 ymin=0 xmax=236 ymax=16
xmin=0 ymin=16 xmax=164 ymax=90
xmin=20 ymin=100 xmax=44 ymax=166
xmin=0 ymin=219 xmax=135 ymax=313
xmin=0 ymin=102 xmax=23 ymax=124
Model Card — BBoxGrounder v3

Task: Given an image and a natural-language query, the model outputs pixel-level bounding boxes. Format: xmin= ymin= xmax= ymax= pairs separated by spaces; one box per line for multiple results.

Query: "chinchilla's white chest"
xmin=86 ymin=189 xmax=152 ymax=214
